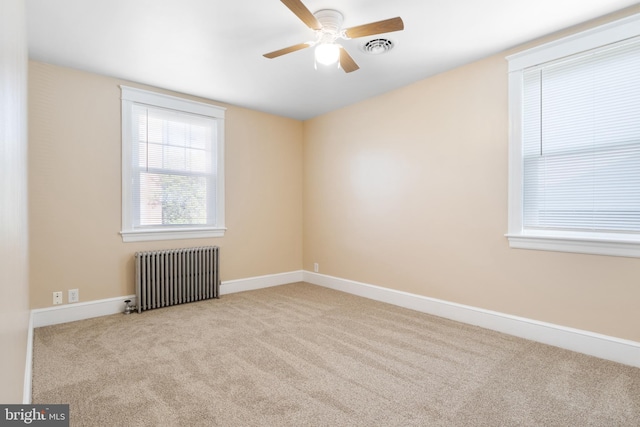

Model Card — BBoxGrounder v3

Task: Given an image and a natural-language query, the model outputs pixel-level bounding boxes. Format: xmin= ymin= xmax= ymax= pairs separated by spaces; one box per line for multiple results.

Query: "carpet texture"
xmin=32 ymin=282 xmax=640 ymax=426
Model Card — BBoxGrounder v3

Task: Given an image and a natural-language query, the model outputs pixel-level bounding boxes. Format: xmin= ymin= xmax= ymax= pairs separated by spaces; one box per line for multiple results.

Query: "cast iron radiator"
xmin=135 ymin=246 xmax=220 ymax=313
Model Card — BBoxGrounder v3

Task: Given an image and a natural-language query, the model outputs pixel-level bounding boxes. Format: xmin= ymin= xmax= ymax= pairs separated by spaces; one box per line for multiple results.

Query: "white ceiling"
xmin=27 ymin=0 xmax=639 ymax=120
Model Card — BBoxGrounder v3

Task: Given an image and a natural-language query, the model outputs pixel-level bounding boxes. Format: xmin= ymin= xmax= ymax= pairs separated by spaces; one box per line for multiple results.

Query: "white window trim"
xmin=506 ymin=13 xmax=640 ymax=258
xmin=120 ymin=86 xmax=226 ymax=243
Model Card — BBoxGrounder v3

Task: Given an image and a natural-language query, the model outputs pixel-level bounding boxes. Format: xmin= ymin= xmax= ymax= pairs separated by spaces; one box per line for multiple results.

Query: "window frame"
xmin=506 ymin=13 xmax=640 ymax=258
xmin=120 ymin=86 xmax=226 ymax=243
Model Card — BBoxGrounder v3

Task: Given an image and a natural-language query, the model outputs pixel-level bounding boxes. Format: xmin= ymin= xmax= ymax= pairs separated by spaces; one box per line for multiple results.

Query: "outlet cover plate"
xmin=53 ymin=291 xmax=63 ymax=305
xmin=68 ymin=289 xmax=79 ymax=303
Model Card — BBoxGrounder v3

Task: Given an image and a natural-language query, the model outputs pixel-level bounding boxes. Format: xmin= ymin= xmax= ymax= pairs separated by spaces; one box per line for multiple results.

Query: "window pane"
xmin=132 ymin=103 xmax=217 ymax=228
xmin=121 ymin=86 xmax=225 ymax=241
xmin=139 ymin=173 xmax=212 ymax=226
xmin=522 ymin=37 xmax=640 ymax=233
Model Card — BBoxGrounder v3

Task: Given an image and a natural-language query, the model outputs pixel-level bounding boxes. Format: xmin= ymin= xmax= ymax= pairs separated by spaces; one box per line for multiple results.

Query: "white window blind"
xmin=120 ymin=86 xmax=225 ymax=242
xmin=507 ymin=13 xmax=640 ymax=257
xmin=522 ymin=38 xmax=640 ymax=234
xmin=132 ymin=105 xmax=217 ymax=227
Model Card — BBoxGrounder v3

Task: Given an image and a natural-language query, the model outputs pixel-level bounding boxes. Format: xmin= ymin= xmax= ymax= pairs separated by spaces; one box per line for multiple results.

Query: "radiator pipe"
xmin=123 ymin=299 xmax=136 ymax=315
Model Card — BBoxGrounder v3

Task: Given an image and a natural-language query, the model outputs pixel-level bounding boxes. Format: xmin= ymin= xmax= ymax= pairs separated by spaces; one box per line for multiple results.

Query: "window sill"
xmin=120 ymin=227 xmax=226 ymax=243
xmin=505 ymin=232 xmax=640 ymax=258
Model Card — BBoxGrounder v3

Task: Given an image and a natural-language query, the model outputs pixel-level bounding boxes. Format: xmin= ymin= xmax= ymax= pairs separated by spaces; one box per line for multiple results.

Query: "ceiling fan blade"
xmin=339 ymin=47 xmax=360 ymax=73
xmin=263 ymin=43 xmax=311 ymax=59
xmin=280 ymin=0 xmax=322 ymax=30
xmin=344 ymin=17 xmax=404 ymax=39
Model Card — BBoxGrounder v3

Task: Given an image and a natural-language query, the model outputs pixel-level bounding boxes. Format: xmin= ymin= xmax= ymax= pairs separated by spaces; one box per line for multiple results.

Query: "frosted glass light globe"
xmin=315 ymin=43 xmax=340 ymax=65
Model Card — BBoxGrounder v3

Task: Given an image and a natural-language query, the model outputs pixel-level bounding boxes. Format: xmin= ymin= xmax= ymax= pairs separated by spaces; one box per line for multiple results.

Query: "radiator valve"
xmin=123 ymin=299 xmax=136 ymax=315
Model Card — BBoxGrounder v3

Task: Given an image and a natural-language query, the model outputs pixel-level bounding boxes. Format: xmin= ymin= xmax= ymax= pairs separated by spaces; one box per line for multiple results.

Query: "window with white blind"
xmin=506 ymin=13 xmax=640 ymax=257
xmin=120 ymin=86 xmax=226 ymax=242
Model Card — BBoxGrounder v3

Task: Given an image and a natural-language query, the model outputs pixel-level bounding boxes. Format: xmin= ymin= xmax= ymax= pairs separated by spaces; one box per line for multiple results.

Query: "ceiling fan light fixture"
xmin=264 ymin=2 xmax=405 ymax=73
xmin=315 ymin=43 xmax=340 ymax=65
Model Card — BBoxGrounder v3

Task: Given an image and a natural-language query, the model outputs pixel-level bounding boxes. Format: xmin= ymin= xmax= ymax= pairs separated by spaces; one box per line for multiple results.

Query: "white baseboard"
xmin=32 ymin=295 xmax=137 ymax=328
xmin=220 ymin=270 xmax=304 ymax=295
xmin=303 ymin=271 xmax=640 ymax=368
xmin=23 ymin=312 xmax=34 ymax=404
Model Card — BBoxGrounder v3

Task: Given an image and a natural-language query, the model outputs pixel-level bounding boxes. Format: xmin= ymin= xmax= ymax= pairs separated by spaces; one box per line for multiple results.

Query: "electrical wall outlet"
xmin=314 ymin=263 xmax=319 ymax=273
xmin=53 ymin=291 xmax=63 ymax=305
xmin=68 ymin=289 xmax=79 ymax=303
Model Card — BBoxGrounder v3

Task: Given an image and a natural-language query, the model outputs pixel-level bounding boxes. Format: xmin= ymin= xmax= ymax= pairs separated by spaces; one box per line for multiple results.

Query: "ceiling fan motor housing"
xmin=314 ymin=9 xmax=344 ymax=42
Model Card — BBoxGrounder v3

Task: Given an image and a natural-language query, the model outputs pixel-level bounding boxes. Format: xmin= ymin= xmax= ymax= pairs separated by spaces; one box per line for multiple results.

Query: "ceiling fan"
xmin=263 ymin=0 xmax=404 ymax=73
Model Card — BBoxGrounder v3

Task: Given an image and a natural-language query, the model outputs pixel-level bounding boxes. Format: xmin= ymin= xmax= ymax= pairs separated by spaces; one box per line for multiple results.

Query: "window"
xmin=506 ymin=14 xmax=640 ymax=257
xmin=120 ymin=86 xmax=225 ymax=242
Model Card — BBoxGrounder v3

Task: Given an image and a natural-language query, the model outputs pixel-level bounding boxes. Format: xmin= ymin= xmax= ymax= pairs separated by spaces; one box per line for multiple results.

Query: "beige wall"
xmin=303 ymin=7 xmax=640 ymax=342
xmin=0 ymin=0 xmax=30 ymax=403
xmin=29 ymin=62 xmax=303 ymax=309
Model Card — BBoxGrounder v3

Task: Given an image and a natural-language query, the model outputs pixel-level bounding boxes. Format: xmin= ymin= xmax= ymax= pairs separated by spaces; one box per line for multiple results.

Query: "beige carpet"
xmin=33 ymin=282 xmax=640 ymax=426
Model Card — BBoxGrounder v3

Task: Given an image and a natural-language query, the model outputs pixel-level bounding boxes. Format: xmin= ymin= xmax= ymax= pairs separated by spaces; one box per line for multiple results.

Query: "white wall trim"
xmin=506 ymin=233 xmax=640 ymax=258
xmin=303 ymin=271 xmax=640 ymax=368
xmin=120 ymin=85 xmax=226 ymax=243
xmin=32 ymin=295 xmax=137 ymax=328
xmin=506 ymin=13 xmax=640 ymax=72
xmin=505 ymin=14 xmax=640 ymax=259
xmin=120 ymin=227 xmax=227 ymax=242
xmin=220 ymin=270 xmax=304 ymax=295
xmin=23 ymin=312 xmax=34 ymax=404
